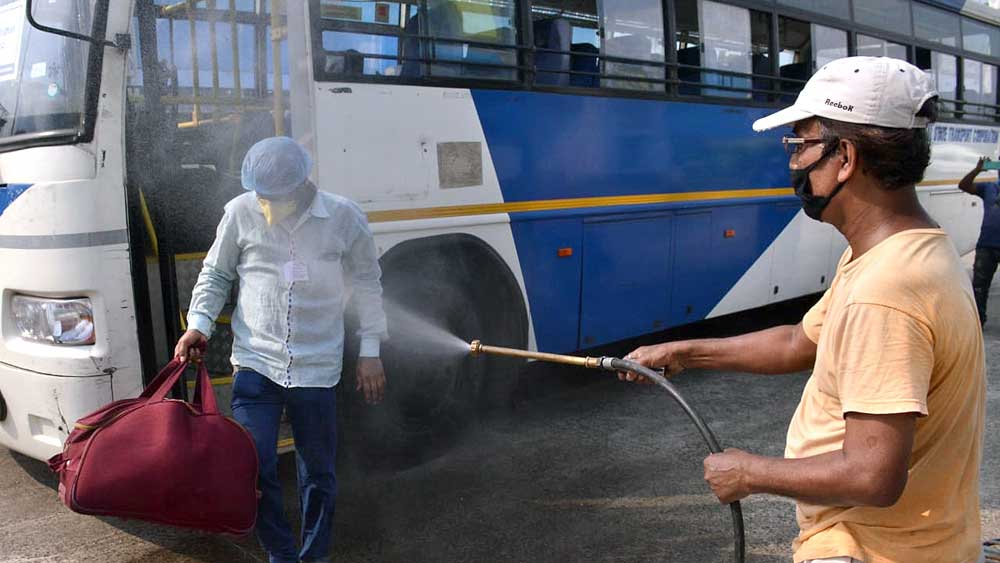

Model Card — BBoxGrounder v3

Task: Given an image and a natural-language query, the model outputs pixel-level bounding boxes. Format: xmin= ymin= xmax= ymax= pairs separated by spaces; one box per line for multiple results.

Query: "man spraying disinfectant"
xmin=622 ymin=57 xmax=986 ymax=563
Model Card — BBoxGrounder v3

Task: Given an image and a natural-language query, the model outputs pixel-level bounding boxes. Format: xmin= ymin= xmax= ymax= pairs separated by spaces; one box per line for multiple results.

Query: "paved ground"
xmin=3 ymin=261 xmax=1000 ymax=562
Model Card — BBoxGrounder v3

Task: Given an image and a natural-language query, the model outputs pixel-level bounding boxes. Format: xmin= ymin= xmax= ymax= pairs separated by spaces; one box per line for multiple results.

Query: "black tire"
xmin=341 ymin=235 xmax=527 ymax=470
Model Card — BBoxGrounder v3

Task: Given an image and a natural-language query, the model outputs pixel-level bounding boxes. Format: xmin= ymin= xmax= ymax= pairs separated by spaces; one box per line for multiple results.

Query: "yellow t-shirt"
xmin=789 ymin=229 xmax=985 ymax=563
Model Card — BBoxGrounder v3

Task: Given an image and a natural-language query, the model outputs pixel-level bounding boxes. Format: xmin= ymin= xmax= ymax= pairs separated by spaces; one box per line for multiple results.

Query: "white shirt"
xmin=187 ymin=189 xmax=387 ymax=388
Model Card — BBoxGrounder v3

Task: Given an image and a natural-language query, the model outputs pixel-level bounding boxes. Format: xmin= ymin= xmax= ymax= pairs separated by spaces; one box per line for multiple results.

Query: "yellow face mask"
xmin=257 ymin=197 xmax=298 ymax=226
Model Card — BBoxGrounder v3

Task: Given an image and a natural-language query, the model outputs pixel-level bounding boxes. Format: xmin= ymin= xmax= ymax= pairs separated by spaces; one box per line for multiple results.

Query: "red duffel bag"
xmin=47 ymin=355 xmax=259 ymax=534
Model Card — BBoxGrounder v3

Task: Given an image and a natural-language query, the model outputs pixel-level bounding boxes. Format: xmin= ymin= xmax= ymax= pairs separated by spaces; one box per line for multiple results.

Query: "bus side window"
xmin=856 ymin=34 xmax=908 ymax=61
xmin=699 ymin=0 xmax=752 ymax=99
xmin=778 ymin=16 xmax=810 ymax=101
xmin=673 ymin=0 xmax=770 ymax=101
xmin=962 ymin=59 xmax=998 ymax=121
xmin=812 ymin=23 xmax=847 ymax=70
xmin=674 ymin=0 xmax=700 ymax=96
xmin=423 ymin=0 xmax=518 ymax=81
xmin=916 ymin=47 xmax=958 ymax=118
xmin=750 ymin=11 xmax=773 ymax=103
xmin=570 ymin=42 xmax=599 ymax=87
xmin=401 ymin=8 xmax=422 ymax=78
xmin=530 ymin=0 xmax=599 ymax=88
xmin=533 ymin=17 xmax=572 ymax=86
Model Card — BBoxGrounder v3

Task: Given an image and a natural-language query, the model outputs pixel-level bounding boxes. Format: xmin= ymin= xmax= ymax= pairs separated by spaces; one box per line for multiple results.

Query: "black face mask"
xmin=791 ymin=142 xmax=846 ymax=222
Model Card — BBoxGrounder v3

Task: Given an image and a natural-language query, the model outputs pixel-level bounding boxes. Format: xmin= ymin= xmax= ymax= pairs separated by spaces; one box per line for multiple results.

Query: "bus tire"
xmin=342 ymin=234 xmax=528 ymax=469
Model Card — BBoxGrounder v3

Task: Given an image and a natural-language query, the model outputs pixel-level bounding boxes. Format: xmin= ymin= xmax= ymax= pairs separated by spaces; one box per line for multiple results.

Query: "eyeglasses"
xmin=781 ymin=136 xmax=825 ymax=156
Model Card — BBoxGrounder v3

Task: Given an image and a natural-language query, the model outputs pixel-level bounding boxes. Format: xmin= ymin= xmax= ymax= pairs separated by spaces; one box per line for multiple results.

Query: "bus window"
xmin=0 ymin=0 xmax=98 ymax=138
xmin=317 ymin=0 xmax=519 ymax=81
xmin=600 ymin=0 xmax=665 ymax=91
xmin=776 ymin=19 xmax=844 ymax=99
xmin=530 ymin=0 xmax=599 ymax=87
xmin=699 ymin=0 xmax=751 ymax=99
xmin=963 ymin=16 xmax=1000 ymax=58
xmin=423 ymin=0 xmax=519 ymax=80
xmin=853 ymin=0 xmax=911 ymax=36
xmin=674 ymin=0 xmax=700 ymax=95
xmin=813 ymin=24 xmax=847 ymax=70
xmin=322 ymin=31 xmax=400 ymax=77
xmin=913 ymin=3 xmax=960 ymax=48
xmin=319 ymin=2 xmax=412 ymax=78
xmin=778 ymin=17 xmax=810 ymax=99
xmin=318 ymin=0 xmax=403 ymax=25
xmin=916 ymin=48 xmax=957 ymax=118
xmin=168 ymin=17 xmax=264 ymax=92
xmin=776 ymin=0 xmax=849 ymax=22
xmin=856 ymin=34 xmax=907 ymax=62
xmin=673 ymin=1 xmax=769 ymax=100
xmin=750 ymin=11 xmax=773 ymax=102
xmin=962 ymin=59 xmax=998 ymax=120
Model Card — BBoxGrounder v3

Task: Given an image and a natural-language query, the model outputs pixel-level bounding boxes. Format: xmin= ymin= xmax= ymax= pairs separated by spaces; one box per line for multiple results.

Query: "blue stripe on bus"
xmin=0 ymin=184 xmax=32 ymax=218
xmin=471 ymin=90 xmax=800 ymax=352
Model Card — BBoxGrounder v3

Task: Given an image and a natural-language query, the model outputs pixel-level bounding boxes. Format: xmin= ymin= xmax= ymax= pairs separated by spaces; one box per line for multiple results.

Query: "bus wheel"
xmin=343 ymin=234 xmax=527 ymax=470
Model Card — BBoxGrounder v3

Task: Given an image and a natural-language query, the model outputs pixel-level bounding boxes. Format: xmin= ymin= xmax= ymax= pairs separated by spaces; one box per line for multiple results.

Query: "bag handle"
xmin=189 ymin=360 xmax=220 ymax=415
xmin=144 ymin=342 xmax=207 ymax=404
xmin=143 ymin=358 xmax=190 ymax=403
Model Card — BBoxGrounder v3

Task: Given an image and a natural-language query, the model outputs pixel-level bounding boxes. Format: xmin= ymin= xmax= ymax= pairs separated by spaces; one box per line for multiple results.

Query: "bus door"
xmin=125 ymin=0 xmax=293 ymax=450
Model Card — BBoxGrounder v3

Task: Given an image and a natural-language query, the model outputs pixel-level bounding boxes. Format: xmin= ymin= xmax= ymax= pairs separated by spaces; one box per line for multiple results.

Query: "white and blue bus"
xmin=0 ymin=0 xmax=997 ymax=462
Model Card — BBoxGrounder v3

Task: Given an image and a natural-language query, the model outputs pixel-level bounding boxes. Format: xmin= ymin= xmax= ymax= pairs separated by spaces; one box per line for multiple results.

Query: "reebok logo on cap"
xmin=825 ymin=99 xmax=854 ymax=112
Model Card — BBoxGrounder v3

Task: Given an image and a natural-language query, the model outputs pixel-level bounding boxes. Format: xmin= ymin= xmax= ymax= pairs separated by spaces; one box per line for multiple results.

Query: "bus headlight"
xmin=11 ymin=295 xmax=95 ymax=346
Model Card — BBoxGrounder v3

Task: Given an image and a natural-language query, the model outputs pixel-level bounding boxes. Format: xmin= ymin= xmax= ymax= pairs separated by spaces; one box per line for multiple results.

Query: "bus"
xmin=0 ymin=0 xmax=997 ymax=463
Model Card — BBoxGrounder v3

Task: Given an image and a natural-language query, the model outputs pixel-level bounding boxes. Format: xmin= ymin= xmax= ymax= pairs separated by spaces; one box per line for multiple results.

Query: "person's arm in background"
xmin=174 ymin=209 xmax=240 ymax=361
xmin=344 ymin=207 xmax=388 ymax=405
xmin=959 ymin=157 xmax=989 ymax=196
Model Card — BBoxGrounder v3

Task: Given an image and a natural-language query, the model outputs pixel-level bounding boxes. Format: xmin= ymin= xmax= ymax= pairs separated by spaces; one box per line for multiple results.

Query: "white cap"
xmin=752 ymin=56 xmax=937 ymax=132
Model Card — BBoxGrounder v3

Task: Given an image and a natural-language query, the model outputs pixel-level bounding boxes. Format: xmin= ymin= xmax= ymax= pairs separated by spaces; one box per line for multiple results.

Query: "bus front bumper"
xmin=0 ymin=362 xmax=112 ymax=461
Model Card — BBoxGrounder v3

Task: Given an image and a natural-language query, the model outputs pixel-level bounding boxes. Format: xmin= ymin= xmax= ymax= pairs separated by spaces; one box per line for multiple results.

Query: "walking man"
xmin=958 ymin=156 xmax=1000 ymax=326
xmin=621 ymin=57 xmax=985 ymax=562
xmin=175 ymin=136 xmax=388 ymax=563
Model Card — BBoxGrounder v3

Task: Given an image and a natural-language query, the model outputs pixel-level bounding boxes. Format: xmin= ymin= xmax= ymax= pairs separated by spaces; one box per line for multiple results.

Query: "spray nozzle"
xmin=467 ymin=340 xmax=603 ymax=369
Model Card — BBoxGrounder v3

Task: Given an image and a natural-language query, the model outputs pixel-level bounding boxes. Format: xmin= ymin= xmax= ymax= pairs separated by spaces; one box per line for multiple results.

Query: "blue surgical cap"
xmin=241 ymin=137 xmax=313 ymax=197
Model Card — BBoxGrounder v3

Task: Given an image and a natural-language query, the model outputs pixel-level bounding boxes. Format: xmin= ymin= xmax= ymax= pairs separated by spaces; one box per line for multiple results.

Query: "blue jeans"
xmin=232 ymin=369 xmax=337 ymax=563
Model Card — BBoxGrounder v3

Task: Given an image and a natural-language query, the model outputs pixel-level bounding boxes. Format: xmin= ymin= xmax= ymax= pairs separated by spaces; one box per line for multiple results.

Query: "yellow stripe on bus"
xmin=165 ymin=179 xmax=985 ymax=236
xmin=366 ymin=188 xmax=795 ymax=223
xmin=364 ymin=179 xmax=982 ymax=223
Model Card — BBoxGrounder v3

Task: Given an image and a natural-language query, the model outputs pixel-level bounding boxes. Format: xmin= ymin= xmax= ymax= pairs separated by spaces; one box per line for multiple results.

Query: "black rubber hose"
xmin=605 ymin=357 xmax=746 ymax=563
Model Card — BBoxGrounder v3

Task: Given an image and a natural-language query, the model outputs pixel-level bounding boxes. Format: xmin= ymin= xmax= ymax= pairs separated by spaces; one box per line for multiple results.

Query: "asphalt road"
xmin=2 ymin=268 xmax=999 ymax=562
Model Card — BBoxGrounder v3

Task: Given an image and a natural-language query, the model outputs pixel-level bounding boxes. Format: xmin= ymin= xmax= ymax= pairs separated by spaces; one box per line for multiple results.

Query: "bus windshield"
xmin=0 ymin=0 xmax=99 ymax=143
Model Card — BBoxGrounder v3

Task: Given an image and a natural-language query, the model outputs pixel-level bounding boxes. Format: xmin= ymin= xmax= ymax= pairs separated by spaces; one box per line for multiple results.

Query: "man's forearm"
xmin=680 ymin=325 xmax=814 ymax=375
xmin=743 ymin=451 xmax=902 ymax=508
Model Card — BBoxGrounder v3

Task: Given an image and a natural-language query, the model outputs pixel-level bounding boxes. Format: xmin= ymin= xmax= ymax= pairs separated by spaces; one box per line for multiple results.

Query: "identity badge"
xmin=283 ymin=261 xmax=309 ymax=283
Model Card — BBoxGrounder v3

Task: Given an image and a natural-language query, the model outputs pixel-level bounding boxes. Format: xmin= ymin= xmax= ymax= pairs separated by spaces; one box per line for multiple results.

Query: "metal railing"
xmin=321 ymin=32 xmax=1000 ymax=125
xmin=318 ymin=31 xmax=810 ymax=102
xmin=154 ymin=0 xmax=287 ymax=130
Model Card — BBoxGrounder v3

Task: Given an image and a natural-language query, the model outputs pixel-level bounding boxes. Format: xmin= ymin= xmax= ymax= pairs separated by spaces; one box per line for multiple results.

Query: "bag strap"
xmin=142 ymin=358 xmax=189 ymax=403
xmin=190 ymin=360 xmax=220 ymax=415
xmin=144 ymin=341 xmax=207 ymax=402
